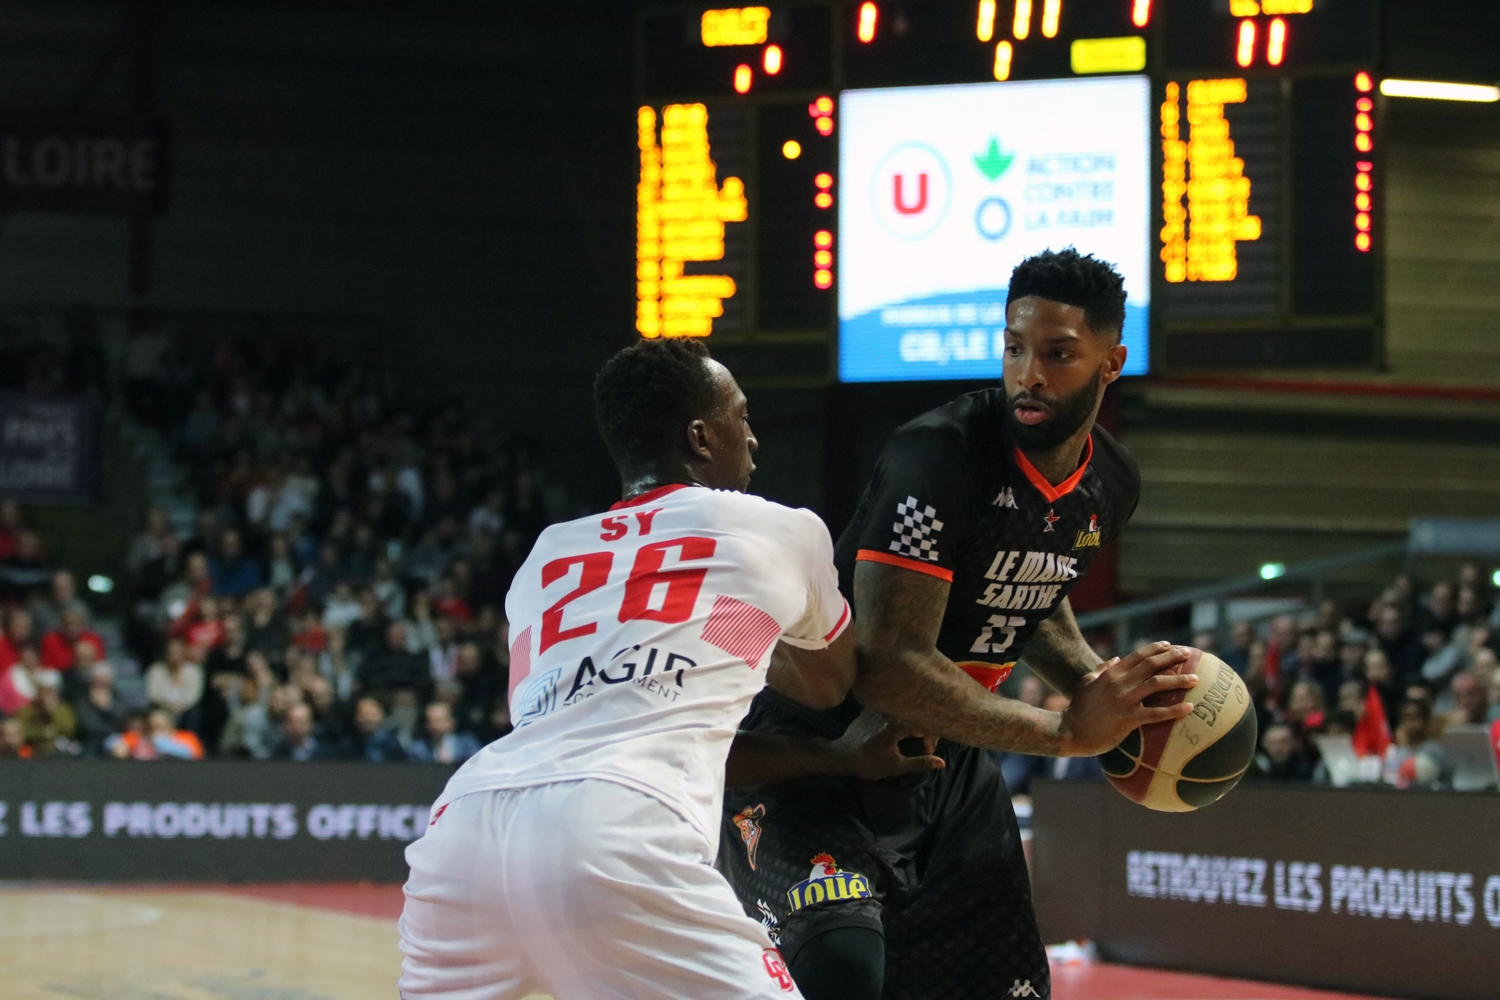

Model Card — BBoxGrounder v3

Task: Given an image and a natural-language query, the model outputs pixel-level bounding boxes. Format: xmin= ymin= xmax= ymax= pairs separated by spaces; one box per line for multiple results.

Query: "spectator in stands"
xmin=73 ymin=662 xmax=124 ymax=755
xmin=322 ymin=581 xmax=362 ymax=631
xmin=1286 ymin=680 xmax=1326 ymax=734
xmin=0 ymin=714 xmax=31 ymax=757
xmin=220 ymin=677 xmax=296 ymax=760
xmin=209 ymin=529 xmax=262 ymax=598
xmin=144 ymin=637 xmax=204 ymax=725
xmin=1254 ymin=722 xmax=1313 ymax=782
xmin=1384 ymin=697 xmax=1453 ymax=789
xmin=0 ymin=608 xmax=33 ymax=667
xmin=318 ymin=627 xmax=358 ymax=703
xmin=272 ymin=703 xmax=332 ymax=761
xmin=1448 ymin=672 xmax=1489 ymax=726
xmin=265 ymin=533 xmax=297 ymax=594
xmin=403 ymin=589 xmax=439 ymax=654
xmin=0 ymin=499 xmax=22 ymax=560
xmin=159 ymin=551 xmax=211 ymax=625
xmin=243 ymin=588 xmax=290 ymax=670
xmin=108 ymin=709 xmax=204 ymax=761
xmin=409 ymin=701 xmax=479 ymax=765
xmin=344 ymin=696 xmax=406 ymax=762
xmin=362 ymin=621 xmax=428 ymax=698
xmin=1422 ymin=581 xmax=1458 ymax=637
xmin=0 ymin=645 xmax=55 ymax=716
xmin=302 ymin=674 xmax=347 ymax=746
xmin=204 ymin=614 xmax=248 ymax=680
xmin=0 ymin=529 xmax=49 ymax=604
xmin=30 ymin=570 xmax=89 ymax=634
xmin=40 ymin=608 xmax=105 ymax=673
xmin=17 ymin=673 xmax=76 ymax=755
xmin=126 ymin=506 xmax=173 ymax=577
xmin=1374 ymin=602 xmax=1425 ymax=683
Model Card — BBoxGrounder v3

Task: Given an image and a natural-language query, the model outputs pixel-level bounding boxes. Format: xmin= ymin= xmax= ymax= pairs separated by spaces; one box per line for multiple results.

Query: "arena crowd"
xmin=0 ymin=333 xmax=1497 ymax=791
xmin=0 ymin=334 xmax=574 ymax=764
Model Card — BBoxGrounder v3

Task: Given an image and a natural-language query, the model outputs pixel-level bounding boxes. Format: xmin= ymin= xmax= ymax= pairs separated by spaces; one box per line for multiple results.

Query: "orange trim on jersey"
xmin=855 ymin=549 xmax=954 ymax=582
xmin=610 ymin=483 xmax=691 ymax=510
xmin=1013 ymin=435 xmax=1093 ymax=503
xmin=823 ymin=601 xmax=851 ymax=643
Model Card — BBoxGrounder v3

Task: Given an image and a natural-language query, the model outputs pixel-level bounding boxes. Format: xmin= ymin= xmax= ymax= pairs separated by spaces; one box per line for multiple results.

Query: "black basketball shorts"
xmin=719 ymin=690 xmax=1051 ymax=1000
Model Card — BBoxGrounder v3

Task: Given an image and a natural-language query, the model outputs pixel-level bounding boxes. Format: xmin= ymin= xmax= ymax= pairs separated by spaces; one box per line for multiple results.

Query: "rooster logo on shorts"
xmin=733 ymin=804 xmax=766 ymax=870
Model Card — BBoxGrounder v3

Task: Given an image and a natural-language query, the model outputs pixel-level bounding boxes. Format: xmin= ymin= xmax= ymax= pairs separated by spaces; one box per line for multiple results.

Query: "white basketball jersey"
xmin=432 ymin=483 xmax=849 ymax=843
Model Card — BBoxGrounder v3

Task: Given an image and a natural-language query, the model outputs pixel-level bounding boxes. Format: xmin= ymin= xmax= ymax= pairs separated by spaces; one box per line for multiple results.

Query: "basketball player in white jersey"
xmin=398 ymin=339 xmax=942 ymax=1000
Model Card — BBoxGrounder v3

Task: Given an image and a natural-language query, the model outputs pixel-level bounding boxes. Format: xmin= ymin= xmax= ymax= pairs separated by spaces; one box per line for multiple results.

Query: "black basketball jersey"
xmin=834 ymin=387 xmax=1140 ymax=691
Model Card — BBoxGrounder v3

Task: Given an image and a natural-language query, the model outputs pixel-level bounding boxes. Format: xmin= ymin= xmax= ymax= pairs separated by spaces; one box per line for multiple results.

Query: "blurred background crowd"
xmin=0 ymin=329 xmax=587 ymax=765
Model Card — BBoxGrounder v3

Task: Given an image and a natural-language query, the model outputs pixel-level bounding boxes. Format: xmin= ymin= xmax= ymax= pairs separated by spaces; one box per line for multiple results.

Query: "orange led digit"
xmin=1012 ymin=0 xmax=1032 ymax=40
xmin=976 ymin=0 xmax=996 ymax=42
xmin=762 ymin=44 xmax=783 ymax=75
xmin=1236 ymin=19 xmax=1256 ymax=68
xmin=857 ymin=3 xmax=878 ymax=43
xmin=814 ymin=230 xmax=833 ymax=249
xmin=1041 ymin=0 xmax=1061 ymax=38
xmin=1266 ymin=18 xmax=1286 ymax=66
xmin=993 ymin=40 xmax=1014 ymax=81
xmin=814 ymin=172 xmax=833 ymax=190
xmin=733 ymin=64 xmax=753 ymax=93
xmin=1131 ymin=0 xmax=1151 ymax=29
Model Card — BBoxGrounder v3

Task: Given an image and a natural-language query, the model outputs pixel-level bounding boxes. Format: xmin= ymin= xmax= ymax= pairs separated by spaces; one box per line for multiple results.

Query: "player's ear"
xmin=685 ymin=418 xmax=714 ymax=460
xmin=1102 ymin=341 xmax=1127 ymax=385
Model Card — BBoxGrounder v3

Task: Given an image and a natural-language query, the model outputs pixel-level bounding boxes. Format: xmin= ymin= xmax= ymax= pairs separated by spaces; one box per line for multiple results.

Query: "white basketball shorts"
xmin=398 ymin=779 xmax=802 ymax=1000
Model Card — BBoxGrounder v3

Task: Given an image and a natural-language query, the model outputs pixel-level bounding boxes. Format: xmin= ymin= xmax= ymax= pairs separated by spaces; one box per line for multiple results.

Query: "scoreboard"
xmin=635 ymin=0 xmax=1384 ymax=381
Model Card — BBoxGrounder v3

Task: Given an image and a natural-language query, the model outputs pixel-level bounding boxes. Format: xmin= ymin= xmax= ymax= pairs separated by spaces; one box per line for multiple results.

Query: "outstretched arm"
xmin=724 ymin=629 xmax=943 ymax=787
xmin=850 ymin=561 xmax=1197 ymax=756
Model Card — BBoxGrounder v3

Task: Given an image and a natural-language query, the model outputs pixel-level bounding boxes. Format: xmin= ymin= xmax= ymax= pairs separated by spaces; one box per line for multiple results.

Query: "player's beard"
xmin=1005 ymin=370 xmax=1104 ymax=454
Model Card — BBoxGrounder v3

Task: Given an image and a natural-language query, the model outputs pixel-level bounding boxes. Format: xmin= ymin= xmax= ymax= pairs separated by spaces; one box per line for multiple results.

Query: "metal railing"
xmin=1073 ymin=540 xmax=1410 ymax=644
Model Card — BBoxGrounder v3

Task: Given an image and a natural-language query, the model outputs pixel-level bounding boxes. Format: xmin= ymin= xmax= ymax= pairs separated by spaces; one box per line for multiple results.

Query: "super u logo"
xmin=872 ymin=142 xmax=951 ymax=240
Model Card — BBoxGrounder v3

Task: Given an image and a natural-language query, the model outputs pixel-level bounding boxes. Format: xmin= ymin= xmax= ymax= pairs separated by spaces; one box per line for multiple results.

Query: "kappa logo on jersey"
xmin=890 ymin=495 xmax=944 ymax=563
xmin=786 ymin=853 xmax=874 ymax=912
xmin=1074 ymin=513 xmax=1101 ymax=549
xmin=1008 ymin=980 xmax=1040 ymax=997
xmin=992 ymin=487 xmax=1018 ymax=509
xmin=762 ymin=949 xmax=796 ymax=992
xmin=733 ymin=803 xmax=766 ymax=870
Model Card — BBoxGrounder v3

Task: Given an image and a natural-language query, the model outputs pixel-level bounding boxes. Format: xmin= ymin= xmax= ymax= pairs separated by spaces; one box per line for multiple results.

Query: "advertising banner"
xmin=838 ymin=76 xmax=1151 ymax=382
xmin=0 ymin=760 xmax=451 ymax=881
xmin=0 ymin=393 xmax=99 ymax=502
xmin=1031 ymin=781 xmax=1500 ymax=1000
xmin=0 ymin=111 xmax=168 ymax=216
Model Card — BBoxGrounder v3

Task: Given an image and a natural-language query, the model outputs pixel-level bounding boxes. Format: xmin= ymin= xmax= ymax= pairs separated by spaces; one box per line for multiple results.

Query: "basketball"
xmin=1098 ymin=648 xmax=1258 ymax=812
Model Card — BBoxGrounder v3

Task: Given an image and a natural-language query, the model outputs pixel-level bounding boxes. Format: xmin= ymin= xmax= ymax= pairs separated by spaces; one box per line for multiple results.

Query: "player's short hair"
xmin=1006 ymin=247 xmax=1127 ymax=341
xmin=593 ymin=338 xmax=719 ymax=473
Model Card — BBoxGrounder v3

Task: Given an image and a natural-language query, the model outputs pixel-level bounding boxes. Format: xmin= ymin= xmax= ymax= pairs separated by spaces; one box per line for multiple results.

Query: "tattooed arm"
xmin=850 ymin=562 xmax=1197 ymax=756
xmin=1022 ymin=597 xmax=1104 ymax=697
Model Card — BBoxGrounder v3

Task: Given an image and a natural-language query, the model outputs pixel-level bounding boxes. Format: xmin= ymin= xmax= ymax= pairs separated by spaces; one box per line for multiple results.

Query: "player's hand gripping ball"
xmin=1098 ymin=648 xmax=1257 ymax=811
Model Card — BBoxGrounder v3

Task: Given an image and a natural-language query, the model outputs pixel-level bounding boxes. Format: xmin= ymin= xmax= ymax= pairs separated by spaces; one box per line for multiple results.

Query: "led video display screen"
xmin=838 ymin=75 xmax=1151 ymax=382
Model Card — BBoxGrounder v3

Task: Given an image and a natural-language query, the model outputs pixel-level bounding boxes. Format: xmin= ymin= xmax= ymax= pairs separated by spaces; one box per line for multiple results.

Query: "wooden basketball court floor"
xmin=0 ymin=882 xmax=1393 ymax=1000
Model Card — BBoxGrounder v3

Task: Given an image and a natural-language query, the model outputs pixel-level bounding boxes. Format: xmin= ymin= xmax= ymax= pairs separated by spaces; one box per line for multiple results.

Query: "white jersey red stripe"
xmin=432 ymin=483 xmax=849 ymax=844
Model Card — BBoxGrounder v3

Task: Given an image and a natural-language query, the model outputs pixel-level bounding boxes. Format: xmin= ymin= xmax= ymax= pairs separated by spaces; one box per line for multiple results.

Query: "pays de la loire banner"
xmin=0 ymin=110 xmax=168 ymax=216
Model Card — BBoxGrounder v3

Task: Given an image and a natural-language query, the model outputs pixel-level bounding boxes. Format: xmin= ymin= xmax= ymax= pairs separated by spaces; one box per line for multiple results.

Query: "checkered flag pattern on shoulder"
xmin=889 ymin=495 xmax=944 ymax=562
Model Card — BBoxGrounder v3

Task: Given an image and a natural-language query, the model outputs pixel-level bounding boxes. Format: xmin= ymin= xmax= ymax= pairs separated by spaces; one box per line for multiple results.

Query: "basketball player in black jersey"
xmin=720 ymin=249 xmax=1195 ymax=1000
